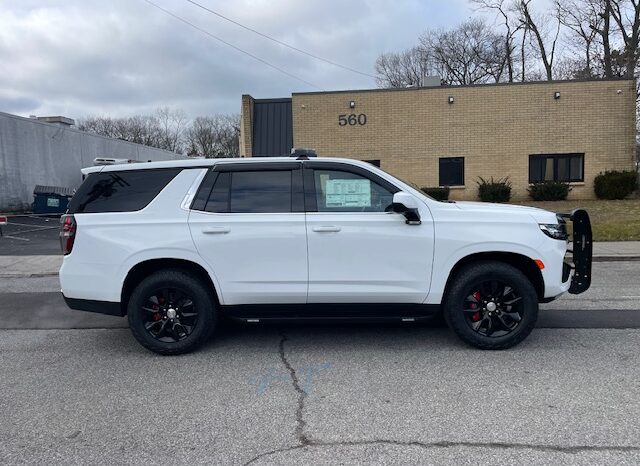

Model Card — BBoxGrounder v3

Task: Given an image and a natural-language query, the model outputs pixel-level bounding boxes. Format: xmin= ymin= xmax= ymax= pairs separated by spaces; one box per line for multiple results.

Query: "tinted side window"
xmin=313 ymin=169 xmax=394 ymax=212
xmin=202 ymin=170 xmax=295 ymax=213
xmin=231 ymin=171 xmax=292 ymax=213
xmin=67 ymin=169 xmax=181 ymax=214
xmin=205 ymin=172 xmax=231 ymax=212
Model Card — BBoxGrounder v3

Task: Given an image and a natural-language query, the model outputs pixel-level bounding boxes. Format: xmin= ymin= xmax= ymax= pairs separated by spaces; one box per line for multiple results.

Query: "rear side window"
xmin=195 ymin=169 xmax=301 ymax=213
xmin=67 ymin=169 xmax=181 ymax=214
xmin=230 ymin=171 xmax=292 ymax=213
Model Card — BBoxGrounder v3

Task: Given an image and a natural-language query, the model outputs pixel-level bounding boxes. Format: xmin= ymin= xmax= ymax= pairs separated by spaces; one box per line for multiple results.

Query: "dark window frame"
xmin=529 ymin=153 xmax=584 ymax=183
xmin=438 ymin=157 xmax=465 ymax=187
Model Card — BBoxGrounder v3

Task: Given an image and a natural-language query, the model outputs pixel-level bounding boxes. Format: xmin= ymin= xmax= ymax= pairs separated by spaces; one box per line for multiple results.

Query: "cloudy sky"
xmin=0 ymin=0 xmax=473 ymax=119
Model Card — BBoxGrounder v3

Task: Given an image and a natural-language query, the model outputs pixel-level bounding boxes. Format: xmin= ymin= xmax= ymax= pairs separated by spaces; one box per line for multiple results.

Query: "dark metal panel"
xmin=252 ymin=99 xmax=292 ymax=157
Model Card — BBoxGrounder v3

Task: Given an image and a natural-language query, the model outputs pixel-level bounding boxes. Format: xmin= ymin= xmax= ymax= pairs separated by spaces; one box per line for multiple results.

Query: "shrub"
xmin=594 ymin=170 xmax=638 ymax=200
xmin=477 ymin=177 xmax=512 ymax=203
xmin=528 ymin=181 xmax=572 ymax=201
xmin=421 ymin=186 xmax=450 ymax=201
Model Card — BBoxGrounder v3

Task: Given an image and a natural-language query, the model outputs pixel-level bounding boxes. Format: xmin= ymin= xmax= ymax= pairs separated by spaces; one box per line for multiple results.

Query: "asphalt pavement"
xmin=0 ymin=215 xmax=61 ymax=255
xmin=1 ymin=327 xmax=639 ymax=464
xmin=2 ymin=240 xmax=640 ymax=463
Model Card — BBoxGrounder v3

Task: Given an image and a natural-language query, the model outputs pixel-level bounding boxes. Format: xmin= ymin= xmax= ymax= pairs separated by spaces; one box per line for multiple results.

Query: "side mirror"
xmin=391 ymin=192 xmax=421 ymax=225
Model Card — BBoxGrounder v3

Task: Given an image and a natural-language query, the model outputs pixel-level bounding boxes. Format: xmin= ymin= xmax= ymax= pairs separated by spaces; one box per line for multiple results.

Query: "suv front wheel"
xmin=127 ymin=269 xmax=217 ymax=355
xmin=443 ymin=261 xmax=538 ymax=350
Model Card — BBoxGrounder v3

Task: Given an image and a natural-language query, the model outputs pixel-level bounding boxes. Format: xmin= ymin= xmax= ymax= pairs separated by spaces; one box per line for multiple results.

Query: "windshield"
xmin=368 ymin=164 xmax=435 ymax=201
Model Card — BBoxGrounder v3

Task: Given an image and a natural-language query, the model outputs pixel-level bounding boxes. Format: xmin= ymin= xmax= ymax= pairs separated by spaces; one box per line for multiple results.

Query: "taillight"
xmin=60 ymin=214 xmax=76 ymax=255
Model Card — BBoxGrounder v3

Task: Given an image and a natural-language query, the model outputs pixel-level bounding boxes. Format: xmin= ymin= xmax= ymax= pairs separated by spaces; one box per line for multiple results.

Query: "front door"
xmin=304 ymin=162 xmax=434 ymax=303
xmin=189 ymin=163 xmax=307 ymax=305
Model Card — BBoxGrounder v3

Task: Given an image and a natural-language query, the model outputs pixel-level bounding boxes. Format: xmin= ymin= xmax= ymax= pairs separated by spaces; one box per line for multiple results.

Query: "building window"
xmin=529 ymin=153 xmax=584 ymax=183
xmin=439 ymin=157 xmax=464 ymax=186
xmin=362 ymin=159 xmax=381 ymax=167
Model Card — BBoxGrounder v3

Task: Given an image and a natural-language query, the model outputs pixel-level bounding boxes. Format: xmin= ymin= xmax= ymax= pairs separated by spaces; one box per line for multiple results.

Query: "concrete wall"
xmin=289 ymin=79 xmax=636 ymax=200
xmin=0 ymin=112 xmax=182 ymax=211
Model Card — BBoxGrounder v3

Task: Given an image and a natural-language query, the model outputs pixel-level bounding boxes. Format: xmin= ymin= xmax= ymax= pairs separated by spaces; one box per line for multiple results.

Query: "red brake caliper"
xmin=152 ymin=299 xmax=162 ymax=321
xmin=471 ymin=291 xmax=482 ymax=321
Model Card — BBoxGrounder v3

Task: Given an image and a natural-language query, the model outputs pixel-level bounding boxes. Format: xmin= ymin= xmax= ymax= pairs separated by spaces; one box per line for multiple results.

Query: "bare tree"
xmin=78 ymin=115 xmax=161 ymax=146
xmin=556 ymin=0 xmax=604 ymax=76
xmin=472 ymin=0 xmax=522 ymax=82
xmin=375 ymin=47 xmax=439 ymax=88
xmin=156 ymin=107 xmax=188 ymax=153
xmin=610 ymin=0 xmax=640 ymax=78
xmin=420 ymin=19 xmax=509 ymax=85
xmin=219 ymin=113 xmax=240 ymax=157
xmin=515 ymin=0 xmax=562 ymax=80
xmin=79 ymin=110 xmax=239 ymax=156
xmin=185 ymin=114 xmax=240 ymax=158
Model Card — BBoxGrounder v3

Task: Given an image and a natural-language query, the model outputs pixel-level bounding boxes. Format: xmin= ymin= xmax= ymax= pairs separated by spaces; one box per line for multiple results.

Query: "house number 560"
xmin=338 ymin=114 xmax=367 ymax=126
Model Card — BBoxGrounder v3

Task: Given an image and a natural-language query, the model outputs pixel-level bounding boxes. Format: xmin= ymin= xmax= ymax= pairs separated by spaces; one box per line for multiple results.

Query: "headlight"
xmin=539 ymin=223 xmax=568 ymax=240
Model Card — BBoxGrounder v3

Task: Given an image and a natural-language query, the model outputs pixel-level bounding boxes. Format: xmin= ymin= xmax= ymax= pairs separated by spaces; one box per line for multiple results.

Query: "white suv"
xmin=59 ymin=155 xmax=592 ymax=355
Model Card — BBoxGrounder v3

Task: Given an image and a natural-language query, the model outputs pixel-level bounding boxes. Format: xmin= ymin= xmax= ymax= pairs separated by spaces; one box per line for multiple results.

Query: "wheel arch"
xmin=120 ymin=258 xmax=220 ymax=315
xmin=443 ymin=252 xmax=545 ymax=302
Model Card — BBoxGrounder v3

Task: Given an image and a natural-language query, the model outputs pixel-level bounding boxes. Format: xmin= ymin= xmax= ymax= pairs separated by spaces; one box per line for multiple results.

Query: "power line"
xmin=184 ymin=0 xmax=377 ymax=79
xmin=140 ymin=0 xmax=322 ymax=90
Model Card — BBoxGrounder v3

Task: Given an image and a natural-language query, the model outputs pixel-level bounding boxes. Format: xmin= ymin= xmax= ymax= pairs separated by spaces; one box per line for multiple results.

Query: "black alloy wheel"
xmin=443 ymin=261 xmax=538 ymax=350
xmin=463 ymin=280 xmax=524 ymax=337
xmin=128 ymin=269 xmax=216 ymax=355
xmin=141 ymin=287 xmax=198 ymax=342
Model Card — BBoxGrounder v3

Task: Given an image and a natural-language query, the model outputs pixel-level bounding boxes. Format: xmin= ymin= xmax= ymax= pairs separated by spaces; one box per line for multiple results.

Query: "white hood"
xmin=452 ymin=201 xmax=558 ymax=224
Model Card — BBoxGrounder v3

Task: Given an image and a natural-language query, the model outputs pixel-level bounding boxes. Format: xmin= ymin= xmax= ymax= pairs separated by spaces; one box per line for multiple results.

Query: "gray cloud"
xmin=0 ymin=0 xmax=471 ymax=119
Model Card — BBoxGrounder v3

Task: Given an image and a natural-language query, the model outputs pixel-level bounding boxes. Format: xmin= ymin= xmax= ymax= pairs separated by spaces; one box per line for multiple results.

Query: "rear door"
xmin=189 ymin=162 xmax=307 ymax=305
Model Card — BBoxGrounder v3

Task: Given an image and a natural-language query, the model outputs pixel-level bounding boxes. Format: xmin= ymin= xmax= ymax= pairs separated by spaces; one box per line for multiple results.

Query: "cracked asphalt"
xmin=2 ymin=263 xmax=640 ymax=464
xmin=1 ymin=325 xmax=640 ymax=464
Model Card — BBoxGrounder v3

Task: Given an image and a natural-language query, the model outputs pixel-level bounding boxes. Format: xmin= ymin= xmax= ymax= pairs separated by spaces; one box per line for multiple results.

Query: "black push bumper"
xmin=558 ymin=209 xmax=592 ymax=294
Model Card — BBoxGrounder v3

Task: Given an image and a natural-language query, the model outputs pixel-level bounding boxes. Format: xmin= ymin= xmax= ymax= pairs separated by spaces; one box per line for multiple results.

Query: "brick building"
xmin=240 ymin=79 xmax=636 ymax=200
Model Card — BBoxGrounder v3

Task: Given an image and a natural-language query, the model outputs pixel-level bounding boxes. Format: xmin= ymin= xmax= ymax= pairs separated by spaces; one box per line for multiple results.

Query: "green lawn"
xmin=514 ymin=199 xmax=640 ymax=241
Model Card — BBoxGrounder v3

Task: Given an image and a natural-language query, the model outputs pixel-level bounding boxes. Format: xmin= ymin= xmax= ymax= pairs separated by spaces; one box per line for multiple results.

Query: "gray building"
xmin=0 ymin=112 xmax=183 ymax=211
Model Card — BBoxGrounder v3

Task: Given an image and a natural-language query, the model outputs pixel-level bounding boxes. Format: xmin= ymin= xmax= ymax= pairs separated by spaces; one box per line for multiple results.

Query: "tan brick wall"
xmin=239 ymin=94 xmax=254 ymax=157
xmin=291 ymin=80 xmax=636 ymax=200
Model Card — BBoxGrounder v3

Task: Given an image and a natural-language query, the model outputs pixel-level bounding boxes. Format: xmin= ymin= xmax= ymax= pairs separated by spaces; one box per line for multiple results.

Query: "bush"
xmin=421 ymin=186 xmax=450 ymax=201
xmin=594 ymin=170 xmax=638 ymax=200
xmin=528 ymin=181 xmax=572 ymax=201
xmin=477 ymin=177 xmax=512 ymax=203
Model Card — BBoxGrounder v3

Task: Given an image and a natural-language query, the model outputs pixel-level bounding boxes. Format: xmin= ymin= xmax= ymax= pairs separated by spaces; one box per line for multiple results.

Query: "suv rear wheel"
xmin=443 ymin=261 xmax=538 ymax=350
xmin=127 ymin=269 xmax=217 ymax=355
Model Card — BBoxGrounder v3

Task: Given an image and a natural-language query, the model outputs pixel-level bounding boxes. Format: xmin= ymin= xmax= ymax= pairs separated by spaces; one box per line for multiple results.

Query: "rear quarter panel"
xmin=59 ymin=168 xmax=221 ymax=303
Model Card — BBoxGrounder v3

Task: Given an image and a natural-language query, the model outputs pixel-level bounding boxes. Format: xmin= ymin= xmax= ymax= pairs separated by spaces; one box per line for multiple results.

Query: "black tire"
xmin=127 ymin=269 xmax=217 ymax=355
xmin=443 ymin=261 xmax=538 ymax=350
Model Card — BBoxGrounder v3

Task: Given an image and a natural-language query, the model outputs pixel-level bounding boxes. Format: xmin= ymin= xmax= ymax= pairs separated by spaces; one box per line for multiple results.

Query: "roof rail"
xmin=290 ymin=148 xmax=317 ymax=160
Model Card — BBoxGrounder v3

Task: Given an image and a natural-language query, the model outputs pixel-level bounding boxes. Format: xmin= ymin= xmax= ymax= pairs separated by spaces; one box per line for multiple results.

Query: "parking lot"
xmin=0 ymin=215 xmax=61 ymax=256
xmin=2 ymin=227 xmax=640 ymax=464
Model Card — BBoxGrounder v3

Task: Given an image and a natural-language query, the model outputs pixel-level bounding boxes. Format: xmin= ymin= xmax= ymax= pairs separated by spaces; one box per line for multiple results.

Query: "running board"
xmin=220 ymin=303 xmax=441 ymax=322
